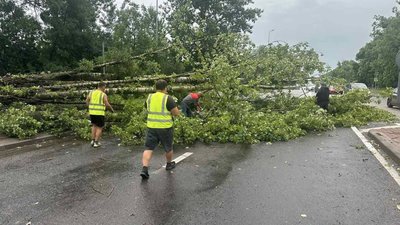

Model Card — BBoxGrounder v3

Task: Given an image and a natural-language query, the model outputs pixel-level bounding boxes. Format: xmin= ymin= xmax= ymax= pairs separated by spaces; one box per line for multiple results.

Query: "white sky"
xmin=120 ymin=0 xmax=396 ymax=67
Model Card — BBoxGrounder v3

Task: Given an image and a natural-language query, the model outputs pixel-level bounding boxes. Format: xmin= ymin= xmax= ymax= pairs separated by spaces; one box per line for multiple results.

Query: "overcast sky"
xmin=120 ymin=0 xmax=396 ymax=67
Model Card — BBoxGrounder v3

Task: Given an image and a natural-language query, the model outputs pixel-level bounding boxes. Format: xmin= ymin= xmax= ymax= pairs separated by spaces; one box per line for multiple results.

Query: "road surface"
xmin=371 ymin=96 xmax=400 ymax=120
xmin=0 ymin=129 xmax=399 ymax=225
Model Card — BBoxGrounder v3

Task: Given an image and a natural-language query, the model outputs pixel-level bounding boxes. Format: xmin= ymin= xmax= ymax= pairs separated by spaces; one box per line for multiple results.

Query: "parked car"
xmin=345 ymin=82 xmax=370 ymax=94
xmin=387 ymin=88 xmax=399 ymax=108
xmin=347 ymin=82 xmax=368 ymax=91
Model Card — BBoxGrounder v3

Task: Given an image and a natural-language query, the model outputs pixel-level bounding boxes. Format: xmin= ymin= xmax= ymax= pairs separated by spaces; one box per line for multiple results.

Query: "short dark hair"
xmin=98 ymin=82 xmax=106 ymax=88
xmin=155 ymin=79 xmax=168 ymax=90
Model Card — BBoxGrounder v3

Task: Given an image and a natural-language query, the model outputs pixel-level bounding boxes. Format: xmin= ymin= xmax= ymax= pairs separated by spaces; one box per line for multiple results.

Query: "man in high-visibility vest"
xmin=140 ymin=79 xmax=180 ymax=179
xmin=86 ymin=82 xmax=114 ymax=148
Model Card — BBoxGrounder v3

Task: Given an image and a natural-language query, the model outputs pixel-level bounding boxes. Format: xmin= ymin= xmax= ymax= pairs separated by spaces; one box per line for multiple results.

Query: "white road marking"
xmin=172 ymin=152 xmax=194 ymax=164
xmin=152 ymin=152 xmax=193 ymax=174
xmin=360 ymin=124 xmax=400 ymax=133
xmin=351 ymin=127 xmax=400 ymax=187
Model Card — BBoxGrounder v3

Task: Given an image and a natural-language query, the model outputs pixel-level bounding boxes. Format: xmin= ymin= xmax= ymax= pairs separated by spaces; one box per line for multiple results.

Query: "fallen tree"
xmin=41 ymin=73 xmax=205 ymax=91
xmin=0 ymin=45 xmax=175 ymax=86
xmin=0 ymin=73 xmax=120 ymax=86
xmin=0 ymin=85 xmax=209 ymax=103
xmin=36 ymin=85 xmax=206 ymax=99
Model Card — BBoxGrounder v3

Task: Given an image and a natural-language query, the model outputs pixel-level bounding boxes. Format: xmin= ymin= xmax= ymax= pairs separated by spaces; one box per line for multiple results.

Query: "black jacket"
xmin=316 ymin=87 xmax=330 ymax=104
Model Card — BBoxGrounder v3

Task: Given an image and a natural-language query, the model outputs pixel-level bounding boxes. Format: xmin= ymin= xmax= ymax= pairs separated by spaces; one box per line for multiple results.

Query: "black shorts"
xmin=90 ymin=115 xmax=105 ymax=128
xmin=145 ymin=128 xmax=174 ymax=152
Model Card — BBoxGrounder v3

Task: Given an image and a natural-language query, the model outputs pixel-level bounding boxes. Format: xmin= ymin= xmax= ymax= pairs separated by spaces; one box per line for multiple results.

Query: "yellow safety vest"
xmin=88 ymin=90 xmax=106 ymax=116
xmin=146 ymin=92 xmax=173 ymax=128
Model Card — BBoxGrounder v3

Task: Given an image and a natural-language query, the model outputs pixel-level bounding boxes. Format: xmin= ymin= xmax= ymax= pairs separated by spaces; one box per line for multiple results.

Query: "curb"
xmin=368 ymin=129 xmax=400 ymax=165
xmin=0 ymin=134 xmax=58 ymax=152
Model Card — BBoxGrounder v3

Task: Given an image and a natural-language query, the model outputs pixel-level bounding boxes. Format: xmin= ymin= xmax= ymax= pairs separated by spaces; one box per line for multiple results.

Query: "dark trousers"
xmin=318 ymin=102 xmax=329 ymax=110
xmin=181 ymin=103 xmax=193 ymax=117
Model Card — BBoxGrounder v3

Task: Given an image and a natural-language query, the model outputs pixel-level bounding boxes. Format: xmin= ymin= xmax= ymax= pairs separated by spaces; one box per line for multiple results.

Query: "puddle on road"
xmin=139 ymin=173 xmax=178 ymax=225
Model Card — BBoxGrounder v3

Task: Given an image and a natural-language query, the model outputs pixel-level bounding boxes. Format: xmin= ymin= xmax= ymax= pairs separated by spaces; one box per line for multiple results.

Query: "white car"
xmin=346 ymin=83 xmax=370 ymax=94
xmin=348 ymin=83 xmax=368 ymax=90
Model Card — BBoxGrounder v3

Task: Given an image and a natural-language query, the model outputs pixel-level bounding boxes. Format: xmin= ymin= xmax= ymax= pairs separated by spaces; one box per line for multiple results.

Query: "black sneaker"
xmin=166 ymin=161 xmax=176 ymax=171
xmin=140 ymin=170 xmax=149 ymax=179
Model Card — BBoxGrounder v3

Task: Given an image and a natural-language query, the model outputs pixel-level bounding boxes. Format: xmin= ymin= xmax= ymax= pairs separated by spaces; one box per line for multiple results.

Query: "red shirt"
xmin=190 ymin=93 xmax=200 ymax=100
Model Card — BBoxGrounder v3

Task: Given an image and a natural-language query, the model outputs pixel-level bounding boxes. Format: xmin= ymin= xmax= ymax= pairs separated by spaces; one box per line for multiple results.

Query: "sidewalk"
xmin=369 ymin=127 xmax=400 ymax=165
xmin=0 ymin=134 xmax=56 ymax=151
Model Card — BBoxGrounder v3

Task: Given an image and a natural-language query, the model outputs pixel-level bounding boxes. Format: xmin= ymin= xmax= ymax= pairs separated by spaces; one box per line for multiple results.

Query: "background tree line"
xmin=326 ymin=1 xmax=400 ymax=88
xmin=0 ymin=0 xmax=261 ymax=76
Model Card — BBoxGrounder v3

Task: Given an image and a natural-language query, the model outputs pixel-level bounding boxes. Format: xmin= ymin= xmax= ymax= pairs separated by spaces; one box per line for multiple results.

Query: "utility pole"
xmin=155 ymin=0 xmax=159 ymax=47
xmin=102 ymin=41 xmax=105 ymax=74
xmin=396 ymin=51 xmax=400 ymax=103
xmin=267 ymin=29 xmax=274 ymax=45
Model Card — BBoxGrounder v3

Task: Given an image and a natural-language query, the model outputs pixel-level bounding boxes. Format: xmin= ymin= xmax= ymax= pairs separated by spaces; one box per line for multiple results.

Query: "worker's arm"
xmin=86 ymin=93 xmax=91 ymax=106
xmin=166 ymin=96 xmax=180 ymax=116
xmin=195 ymin=100 xmax=202 ymax=112
xmin=103 ymin=94 xmax=115 ymax=112
xmin=170 ymin=107 xmax=180 ymax=117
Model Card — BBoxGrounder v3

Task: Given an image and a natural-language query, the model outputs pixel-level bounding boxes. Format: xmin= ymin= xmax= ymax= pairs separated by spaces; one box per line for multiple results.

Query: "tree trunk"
xmin=42 ymin=74 xmax=205 ymax=91
xmin=30 ymin=85 xmax=205 ymax=100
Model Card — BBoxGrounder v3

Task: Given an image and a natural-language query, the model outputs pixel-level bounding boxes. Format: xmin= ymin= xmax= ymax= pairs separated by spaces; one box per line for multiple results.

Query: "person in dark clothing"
xmin=316 ymin=83 xmax=330 ymax=110
xmin=181 ymin=92 xmax=202 ymax=117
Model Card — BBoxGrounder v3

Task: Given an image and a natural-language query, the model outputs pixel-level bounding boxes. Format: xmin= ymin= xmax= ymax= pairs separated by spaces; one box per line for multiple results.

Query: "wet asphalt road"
xmin=1 ymin=128 xmax=399 ymax=225
xmin=371 ymin=96 xmax=400 ymax=120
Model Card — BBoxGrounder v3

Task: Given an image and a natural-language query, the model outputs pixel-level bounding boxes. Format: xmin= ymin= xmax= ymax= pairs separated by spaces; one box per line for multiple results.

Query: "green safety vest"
xmin=146 ymin=92 xmax=173 ymax=129
xmin=88 ymin=90 xmax=106 ymax=116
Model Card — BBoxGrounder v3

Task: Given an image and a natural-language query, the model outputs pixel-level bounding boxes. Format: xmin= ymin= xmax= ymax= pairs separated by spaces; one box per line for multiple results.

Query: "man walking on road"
xmin=140 ymin=80 xmax=180 ymax=179
xmin=316 ymin=83 xmax=330 ymax=110
xmin=181 ymin=92 xmax=203 ymax=117
xmin=86 ymin=82 xmax=114 ymax=148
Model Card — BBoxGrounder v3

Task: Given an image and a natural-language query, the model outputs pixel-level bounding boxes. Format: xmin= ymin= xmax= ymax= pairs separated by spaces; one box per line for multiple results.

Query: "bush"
xmin=333 ymin=105 xmax=394 ymax=127
xmin=40 ymin=107 xmax=91 ymax=140
xmin=112 ymin=114 xmax=147 ymax=145
xmin=109 ymin=90 xmax=396 ymax=146
xmin=329 ymin=89 xmax=371 ymax=115
xmin=0 ymin=87 xmax=395 ymax=145
xmin=285 ymin=99 xmax=335 ymax=132
xmin=0 ymin=104 xmax=42 ymax=139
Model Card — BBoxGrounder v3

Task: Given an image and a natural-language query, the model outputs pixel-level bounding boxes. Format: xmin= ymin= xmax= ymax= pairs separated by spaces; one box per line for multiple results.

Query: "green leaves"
xmin=112 ymin=90 xmax=394 ymax=146
xmin=0 ymin=104 xmax=41 ymax=139
xmin=0 ymin=0 xmax=42 ymax=75
xmin=78 ymin=59 xmax=95 ymax=72
xmin=164 ymin=0 xmax=262 ymax=68
xmin=333 ymin=2 xmax=400 ymax=88
xmin=254 ymin=43 xmax=325 ymax=87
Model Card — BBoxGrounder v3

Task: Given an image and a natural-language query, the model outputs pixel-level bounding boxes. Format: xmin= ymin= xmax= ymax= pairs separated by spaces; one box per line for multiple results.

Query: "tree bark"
xmin=30 ymin=85 xmax=205 ymax=100
xmin=92 ymin=46 xmax=173 ymax=69
xmin=42 ymin=74 xmax=205 ymax=91
xmin=0 ymin=73 xmax=120 ymax=86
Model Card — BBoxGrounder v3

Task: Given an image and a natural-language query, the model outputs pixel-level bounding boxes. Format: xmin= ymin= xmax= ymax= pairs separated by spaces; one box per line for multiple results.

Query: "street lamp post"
xmin=396 ymin=51 xmax=400 ymax=103
xmin=155 ymin=0 xmax=159 ymax=46
xmin=267 ymin=29 xmax=274 ymax=45
xmin=102 ymin=41 xmax=105 ymax=74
